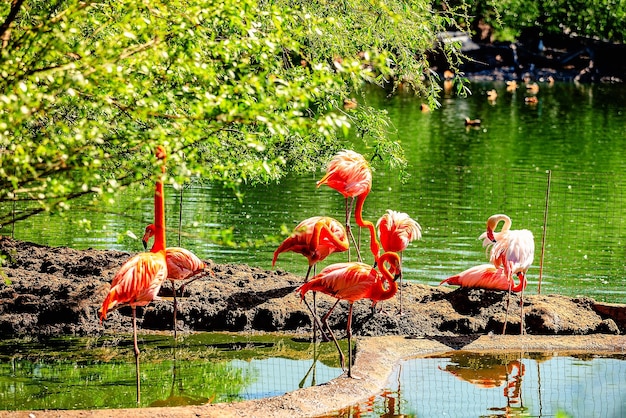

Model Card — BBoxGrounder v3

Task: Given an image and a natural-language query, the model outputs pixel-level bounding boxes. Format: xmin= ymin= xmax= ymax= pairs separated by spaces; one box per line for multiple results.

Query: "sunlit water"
xmin=329 ymin=351 xmax=626 ymax=418
xmin=0 ymin=333 xmax=343 ymax=410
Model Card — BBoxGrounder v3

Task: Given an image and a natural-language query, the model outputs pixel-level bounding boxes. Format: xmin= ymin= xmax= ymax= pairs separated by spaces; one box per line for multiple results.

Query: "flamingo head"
xmin=142 ymin=224 xmax=156 ymax=249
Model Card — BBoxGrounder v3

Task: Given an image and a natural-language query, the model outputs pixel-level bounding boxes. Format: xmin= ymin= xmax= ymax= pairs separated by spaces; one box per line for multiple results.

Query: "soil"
xmin=1 ymin=237 xmax=625 ymax=418
xmin=1 ymin=237 xmax=623 ymax=340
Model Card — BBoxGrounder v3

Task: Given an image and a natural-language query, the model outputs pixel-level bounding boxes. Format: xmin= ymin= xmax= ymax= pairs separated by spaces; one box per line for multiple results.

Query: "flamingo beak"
xmin=393 ymin=272 xmax=401 ymax=282
xmin=142 ymin=239 xmax=148 ymax=250
xmin=487 ymin=226 xmax=496 ymax=243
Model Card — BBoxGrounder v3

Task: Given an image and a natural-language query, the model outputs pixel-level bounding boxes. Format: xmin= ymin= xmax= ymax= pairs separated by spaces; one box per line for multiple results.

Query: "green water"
xmin=0 ymin=333 xmax=343 ymax=410
xmin=2 ymin=81 xmax=625 ymax=302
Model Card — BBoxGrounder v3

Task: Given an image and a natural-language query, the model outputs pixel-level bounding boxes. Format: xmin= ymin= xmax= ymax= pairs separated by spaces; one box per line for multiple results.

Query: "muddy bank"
xmin=0 ymin=237 xmax=623 ymax=340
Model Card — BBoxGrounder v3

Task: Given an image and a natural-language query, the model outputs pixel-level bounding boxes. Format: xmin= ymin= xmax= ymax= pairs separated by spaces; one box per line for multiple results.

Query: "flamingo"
xmin=296 ymin=251 xmax=401 ymax=377
xmin=479 ymin=213 xmax=534 ymax=334
xmin=316 ymin=150 xmax=381 ymax=263
xmin=142 ymin=224 xmax=210 ymax=339
xmin=273 ymin=216 xmax=349 ymax=341
xmin=376 ymin=209 xmax=422 ymax=313
xmin=99 ymin=145 xmax=169 ymax=404
xmin=440 ymin=263 xmax=527 ymax=292
xmin=272 ymin=216 xmax=349 ymax=281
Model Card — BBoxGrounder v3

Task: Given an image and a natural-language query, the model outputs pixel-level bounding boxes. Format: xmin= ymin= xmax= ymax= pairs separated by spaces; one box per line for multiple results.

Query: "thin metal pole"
xmin=178 ymin=186 xmax=183 ymax=247
xmin=538 ymin=169 xmax=551 ymax=294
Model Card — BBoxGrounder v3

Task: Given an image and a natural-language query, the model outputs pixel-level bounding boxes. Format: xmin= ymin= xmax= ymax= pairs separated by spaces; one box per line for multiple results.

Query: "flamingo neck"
xmin=354 ymin=193 xmax=381 ymax=259
xmin=512 ymin=272 xmax=527 ymax=292
xmin=487 ymin=214 xmax=512 ymax=241
xmin=374 ymin=252 xmax=398 ymax=301
xmin=152 ymin=159 xmax=166 ymax=253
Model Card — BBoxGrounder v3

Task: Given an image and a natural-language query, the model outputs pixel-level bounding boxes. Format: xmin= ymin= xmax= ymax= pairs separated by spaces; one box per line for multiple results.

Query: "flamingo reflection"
xmin=439 ymin=352 xmax=526 ymax=415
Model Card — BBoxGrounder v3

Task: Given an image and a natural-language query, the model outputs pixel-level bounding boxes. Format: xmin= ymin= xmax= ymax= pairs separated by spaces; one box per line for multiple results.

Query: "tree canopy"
xmin=0 ymin=0 xmax=468 ymax=227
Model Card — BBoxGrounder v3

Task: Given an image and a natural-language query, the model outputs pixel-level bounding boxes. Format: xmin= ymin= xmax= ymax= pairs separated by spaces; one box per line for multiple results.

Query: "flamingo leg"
xmin=321 ymin=300 xmax=344 ymax=370
xmin=346 ymin=303 xmax=354 ymax=378
xmin=519 ymin=273 xmax=526 ymax=335
xmin=398 ymin=252 xmax=404 ymax=315
xmin=172 ymin=280 xmax=178 ymax=339
xmin=178 ymin=269 xmax=211 ymax=294
xmin=502 ymin=278 xmax=513 ymax=335
xmin=344 ymin=197 xmax=363 ymax=262
xmin=301 ymin=296 xmax=330 ymax=342
xmin=132 ymin=306 xmax=141 ymax=404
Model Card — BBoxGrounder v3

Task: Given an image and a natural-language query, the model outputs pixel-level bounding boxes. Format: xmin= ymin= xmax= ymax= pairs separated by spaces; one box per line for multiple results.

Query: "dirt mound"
xmin=0 ymin=237 xmax=623 ymax=339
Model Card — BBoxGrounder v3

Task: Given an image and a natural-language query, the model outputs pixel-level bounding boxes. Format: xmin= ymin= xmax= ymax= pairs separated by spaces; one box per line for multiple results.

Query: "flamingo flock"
xmin=99 ymin=146 xmax=534 ymax=389
xmin=275 ymin=149 xmax=422 ymax=377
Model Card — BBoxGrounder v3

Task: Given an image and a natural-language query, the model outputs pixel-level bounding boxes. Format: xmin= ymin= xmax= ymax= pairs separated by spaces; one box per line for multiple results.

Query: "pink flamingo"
xmin=376 ymin=209 xmax=422 ymax=313
xmin=317 ymin=150 xmax=380 ymax=262
xmin=100 ymin=145 xmax=169 ymax=404
xmin=479 ymin=214 xmax=534 ymax=334
xmin=296 ymin=251 xmax=401 ymax=377
xmin=142 ymin=225 xmax=211 ymax=338
xmin=273 ymin=216 xmax=349 ymax=341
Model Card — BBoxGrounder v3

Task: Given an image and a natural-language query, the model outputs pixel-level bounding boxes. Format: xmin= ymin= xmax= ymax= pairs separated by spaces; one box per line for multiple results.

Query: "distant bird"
xmin=479 ymin=214 xmax=534 ymax=334
xmin=142 ymin=224 xmax=209 ymax=339
xmin=317 ymin=150 xmax=381 ymax=262
xmin=420 ymin=103 xmax=430 ymax=113
xmin=99 ymin=145 xmax=169 ymax=404
xmin=524 ymin=96 xmax=538 ymax=104
xmin=487 ymin=89 xmax=498 ymax=102
xmin=526 ymin=82 xmax=539 ymax=94
xmin=343 ymin=98 xmax=358 ymax=110
xmin=506 ymin=80 xmax=518 ymax=92
xmin=376 ymin=210 xmax=422 ymax=313
xmin=296 ymin=251 xmax=401 ymax=377
xmin=465 ymin=117 xmax=481 ymax=127
xmin=443 ymin=70 xmax=455 ymax=80
xmin=273 ymin=216 xmax=350 ymax=341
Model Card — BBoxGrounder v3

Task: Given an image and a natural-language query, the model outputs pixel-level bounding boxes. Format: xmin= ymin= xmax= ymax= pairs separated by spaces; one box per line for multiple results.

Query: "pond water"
xmin=3 ymin=81 xmax=626 ymax=303
xmin=0 ymin=333 xmax=343 ymax=410
xmin=330 ymin=351 xmax=626 ymax=417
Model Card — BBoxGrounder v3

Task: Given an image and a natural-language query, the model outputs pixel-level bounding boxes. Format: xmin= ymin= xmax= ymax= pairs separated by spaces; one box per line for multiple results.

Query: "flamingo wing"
xmin=297 ymin=262 xmax=376 ymax=302
xmin=166 ymin=247 xmax=206 ymax=280
xmin=100 ymin=251 xmax=167 ymax=321
xmin=440 ymin=264 xmax=510 ymax=290
xmin=377 ymin=210 xmax=422 ymax=253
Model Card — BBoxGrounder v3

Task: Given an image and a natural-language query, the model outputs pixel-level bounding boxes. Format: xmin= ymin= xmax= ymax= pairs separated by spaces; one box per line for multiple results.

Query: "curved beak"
xmin=393 ymin=272 xmax=402 ymax=282
xmin=486 ymin=226 xmax=496 ymax=243
xmin=142 ymin=239 xmax=149 ymax=250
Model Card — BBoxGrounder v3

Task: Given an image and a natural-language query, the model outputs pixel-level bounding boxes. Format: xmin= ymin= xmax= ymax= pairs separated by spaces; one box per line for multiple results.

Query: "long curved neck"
xmin=487 ymin=214 xmax=512 ymax=241
xmin=152 ymin=154 xmax=166 ymax=253
xmin=354 ymin=193 xmax=380 ymax=260
xmin=375 ymin=252 xmax=398 ymax=301
xmin=512 ymin=272 xmax=527 ymax=292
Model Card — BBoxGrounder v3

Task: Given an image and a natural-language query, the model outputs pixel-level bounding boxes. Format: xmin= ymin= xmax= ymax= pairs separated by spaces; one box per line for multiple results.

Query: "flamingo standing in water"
xmin=273 ymin=216 xmax=349 ymax=341
xmin=296 ymin=251 xmax=401 ymax=377
xmin=376 ymin=209 xmax=422 ymax=313
xmin=142 ymin=224 xmax=210 ymax=339
xmin=479 ymin=214 xmax=534 ymax=334
xmin=100 ymin=145 xmax=169 ymax=404
xmin=316 ymin=150 xmax=380 ymax=262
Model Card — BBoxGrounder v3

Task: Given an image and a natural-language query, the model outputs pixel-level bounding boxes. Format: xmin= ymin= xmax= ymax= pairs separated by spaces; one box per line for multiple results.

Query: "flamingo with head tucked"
xmin=99 ymin=145 xmax=169 ymax=404
xmin=376 ymin=209 xmax=422 ymax=313
xmin=478 ymin=214 xmax=534 ymax=334
xmin=296 ymin=251 xmax=401 ymax=377
xmin=317 ymin=150 xmax=380 ymax=262
xmin=142 ymin=224 xmax=210 ymax=339
xmin=273 ymin=216 xmax=349 ymax=341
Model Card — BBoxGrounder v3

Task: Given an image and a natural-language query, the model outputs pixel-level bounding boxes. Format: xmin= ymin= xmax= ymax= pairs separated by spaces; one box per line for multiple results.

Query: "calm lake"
xmin=3 ymin=81 xmax=626 ymax=303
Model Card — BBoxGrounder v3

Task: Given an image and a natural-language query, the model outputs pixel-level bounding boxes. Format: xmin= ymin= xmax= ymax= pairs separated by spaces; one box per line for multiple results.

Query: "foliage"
xmin=454 ymin=0 xmax=626 ymax=42
xmin=0 ymin=0 xmax=468 ymax=228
